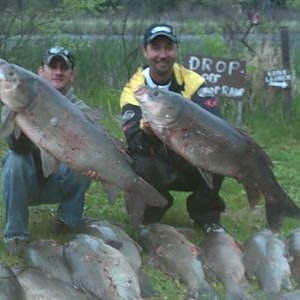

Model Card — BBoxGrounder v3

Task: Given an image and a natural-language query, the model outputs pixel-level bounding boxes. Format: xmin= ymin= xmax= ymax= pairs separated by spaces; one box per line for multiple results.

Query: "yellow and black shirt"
xmin=120 ymin=63 xmax=222 ymax=155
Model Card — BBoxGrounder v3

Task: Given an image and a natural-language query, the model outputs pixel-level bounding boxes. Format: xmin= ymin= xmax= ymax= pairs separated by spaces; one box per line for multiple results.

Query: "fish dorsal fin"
xmin=197 ymin=167 xmax=214 ymax=189
xmin=40 ymin=148 xmax=59 ymax=177
xmin=0 ymin=108 xmax=16 ymax=138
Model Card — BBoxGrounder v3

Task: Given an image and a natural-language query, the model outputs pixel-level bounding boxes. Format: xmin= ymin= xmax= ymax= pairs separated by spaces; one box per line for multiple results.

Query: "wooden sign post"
xmin=280 ymin=26 xmax=293 ymax=119
xmin=185 ymin=55 xmax=246 ymax=126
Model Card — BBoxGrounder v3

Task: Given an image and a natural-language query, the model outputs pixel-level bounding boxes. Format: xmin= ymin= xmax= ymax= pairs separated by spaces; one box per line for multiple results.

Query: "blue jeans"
xmin=2 ymin=151 xmax=91 ymax=241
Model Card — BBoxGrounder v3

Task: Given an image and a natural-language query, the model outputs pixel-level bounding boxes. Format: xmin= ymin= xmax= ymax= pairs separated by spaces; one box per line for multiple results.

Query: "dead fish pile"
xmin=0 ymin=59 xmax=167 ymax=225
xmin=0 ymin=265 xmax=26 ymax=300
xmin=77 ymin=219 xmax=143 ymax=273
xmin=76 ymin=219 xmax=156 ymax=298
xmin=134 ymin=86 xmax=300 ymax=231
xmin=244 ymin=229 xmax=292 ymax=294
xmin=139 ymin=223 xmax=219 ymax=300
xmin=287 ymin=228 xmax=300 ymax=286
xmin=25 ymin=239 xmax=73 ymax=285
xmin=15 ymin=267 xmax=90 ymax=300
xmin=3 ymin=223 xmax=300 ymax=299
xmin=272 ymin=288 xmax=300 ymax=300
xmin=63 ymin=234 xmax=143 ymax=300
xmin=201 ymin=230 xmax=253 ymax=300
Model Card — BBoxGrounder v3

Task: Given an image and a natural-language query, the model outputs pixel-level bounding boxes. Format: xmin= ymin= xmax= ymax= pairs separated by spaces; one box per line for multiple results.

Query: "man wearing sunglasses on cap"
xmin=120 ymin=24 xmax=226 ymax=234
xmin=2 ymin=47 xmax=92 ymax=255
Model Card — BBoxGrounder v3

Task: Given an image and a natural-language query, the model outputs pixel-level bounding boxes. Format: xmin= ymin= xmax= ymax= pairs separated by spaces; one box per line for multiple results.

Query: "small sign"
xmin=185 ymin=55 xmax=246 ymax=99
xmin=264 ymin=68 xmax=292 ymax=89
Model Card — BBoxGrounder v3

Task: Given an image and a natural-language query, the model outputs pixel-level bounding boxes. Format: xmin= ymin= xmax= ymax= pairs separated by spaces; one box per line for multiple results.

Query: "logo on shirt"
xmin=122 ymin=110 xmax=135 ymax=123
xmin=203 ymin=99 xmax=217 ymax=108
xmin=197 ymin=86 xmax=214 ymax=98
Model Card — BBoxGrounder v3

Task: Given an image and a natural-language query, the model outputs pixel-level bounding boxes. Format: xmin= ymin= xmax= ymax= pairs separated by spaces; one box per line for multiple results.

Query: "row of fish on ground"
xmin=1 ymin=219 xmax=300 ymax=300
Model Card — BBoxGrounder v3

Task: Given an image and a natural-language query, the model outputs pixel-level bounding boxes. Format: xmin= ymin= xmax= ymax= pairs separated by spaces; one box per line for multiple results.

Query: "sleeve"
xmin=70 ymin=95 xmax=99 ymax=124
xmin=121 ymin=103 xmax=160 ymax=155
xmin=1 ymin=106 xmax=34 ymax=153
xmin=5 ymin=132 xmax=34 ymax=153
xmin=191 ymin=83 xmax=223 ymax=118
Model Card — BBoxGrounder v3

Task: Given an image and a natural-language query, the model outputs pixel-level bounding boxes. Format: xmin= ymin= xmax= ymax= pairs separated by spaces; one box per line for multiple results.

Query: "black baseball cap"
xmin=43 ymin=46 xmax=75 ymax=69
xmin=144 ymin=24 xmax=177 ymax=46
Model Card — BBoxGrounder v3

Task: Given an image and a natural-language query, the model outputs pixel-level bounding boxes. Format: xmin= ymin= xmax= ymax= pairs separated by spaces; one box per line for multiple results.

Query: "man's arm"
xmin=121 ymin=103 xmax=160 ymax=154
xmin=65 ymin=86 xmax=100 ymax=124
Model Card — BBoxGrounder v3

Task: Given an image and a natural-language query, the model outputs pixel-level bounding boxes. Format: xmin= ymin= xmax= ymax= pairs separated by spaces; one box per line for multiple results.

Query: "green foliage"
xmin=62 ymin=0 xmax=106 ymax=15
xmin=199 ymin=33 xmax=230 ymax=57
xmin=287 ymin=0 xmax=300 ymax=8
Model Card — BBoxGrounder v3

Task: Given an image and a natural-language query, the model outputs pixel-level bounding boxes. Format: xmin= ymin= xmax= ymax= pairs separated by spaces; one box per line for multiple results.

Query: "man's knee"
xmin=3 ymin=152 xmax=35 ymax=180
xmin=131 ymin=153 xmax=176 ymax=188
xmin=186 ymin=191 xmax=226 ymax=227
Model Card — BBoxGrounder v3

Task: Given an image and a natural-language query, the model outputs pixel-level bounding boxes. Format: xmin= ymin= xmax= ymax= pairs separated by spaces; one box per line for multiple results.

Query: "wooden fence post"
xmin=280 ymin=26 xmax=293 ymax=119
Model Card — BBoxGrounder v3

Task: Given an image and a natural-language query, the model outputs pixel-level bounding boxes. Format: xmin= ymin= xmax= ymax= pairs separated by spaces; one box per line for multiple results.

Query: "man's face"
xmin=38 ymin=57 xmax=74 ymax=93
xmin=144 ymin=36 xmax=177 ymax=78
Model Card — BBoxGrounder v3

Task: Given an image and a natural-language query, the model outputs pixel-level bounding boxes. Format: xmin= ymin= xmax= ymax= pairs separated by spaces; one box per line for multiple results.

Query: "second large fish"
xmin=134 ymin=86 xmax=300 ymax=231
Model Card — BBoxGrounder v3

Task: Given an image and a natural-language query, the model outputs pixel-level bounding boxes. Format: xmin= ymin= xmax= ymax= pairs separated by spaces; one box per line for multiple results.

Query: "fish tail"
xmin=125 ymin=178 xmax=168 ymax=225
xmin=225 ymin=285 xmax=254 ymax=300
xmin=245 ymin=185 xmax=261 ymax=209
xmin=265 ymin=190 xmax=300 ymax=232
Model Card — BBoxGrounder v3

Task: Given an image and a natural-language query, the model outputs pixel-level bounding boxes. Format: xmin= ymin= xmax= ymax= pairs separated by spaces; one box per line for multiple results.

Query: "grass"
xmin=1 ymin=91 xmax=300 ymax=299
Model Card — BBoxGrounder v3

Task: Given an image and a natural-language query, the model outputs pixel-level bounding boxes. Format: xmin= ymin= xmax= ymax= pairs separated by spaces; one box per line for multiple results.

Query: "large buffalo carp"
xmin=139 ymin=223 xmax=219 ymax=300
xmin=134 ymin=86 xmax=300 ymax=231
xmin=0 ymin=59 xmax=168 ymax=225
xmin=201 ymin=231 xmax=253 ymax=300
xmin=244 ymin=229 xmax=292 ymax=294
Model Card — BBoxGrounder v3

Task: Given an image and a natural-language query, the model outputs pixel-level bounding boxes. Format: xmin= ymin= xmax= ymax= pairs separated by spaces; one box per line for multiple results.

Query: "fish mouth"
xmin=0 ymin=59 xmax=10 ymax=80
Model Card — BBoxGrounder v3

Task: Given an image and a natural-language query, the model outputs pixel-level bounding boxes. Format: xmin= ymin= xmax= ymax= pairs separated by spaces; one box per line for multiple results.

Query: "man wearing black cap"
xmin=2 ymin=46 xmax=92 ymax=255
xmin=120 ymin=24 xmax=226 ymax=233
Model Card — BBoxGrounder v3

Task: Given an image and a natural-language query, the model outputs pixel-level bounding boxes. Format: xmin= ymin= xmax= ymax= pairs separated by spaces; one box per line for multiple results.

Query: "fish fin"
xmin=83 ymin=106 xmax=105 ymax=124
xmin=265 ymin=191 xmax=300 ymax=232
xmin=0 ymin=109 xmax=16 ymax=138
xmin=101 ymin=182 xmax=119 ymax=204
xmin=245 ymin=185 xmax=261 ymax=209
xmin=40 ymin=149 xmax=59 ymax=177
xmin=125 ymin=178 xmax=168 ymax=225
xmin=236 ymin=127 xmax=273 ymax=168
xmin=13 ymin=126 xmax=22 ymax=139
xmin=197 ymin=168 xmax=214 ymax=189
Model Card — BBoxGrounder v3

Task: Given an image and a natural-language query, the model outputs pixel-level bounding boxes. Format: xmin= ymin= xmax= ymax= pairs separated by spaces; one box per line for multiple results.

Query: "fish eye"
xmin=153 ymin=90 xmax=159 ymax=97
xmin=8 ymin=67 xmax=15 ymax=77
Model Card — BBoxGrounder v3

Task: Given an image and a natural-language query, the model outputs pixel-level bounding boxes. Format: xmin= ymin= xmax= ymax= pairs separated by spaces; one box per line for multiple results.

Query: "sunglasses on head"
xmin=47 ymin=47 xmax=75 ymax=65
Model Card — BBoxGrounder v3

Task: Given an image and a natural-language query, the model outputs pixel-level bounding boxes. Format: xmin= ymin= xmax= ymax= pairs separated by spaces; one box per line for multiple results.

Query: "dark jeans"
xmin=131 ymin=150 xmax=226 ymax=228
